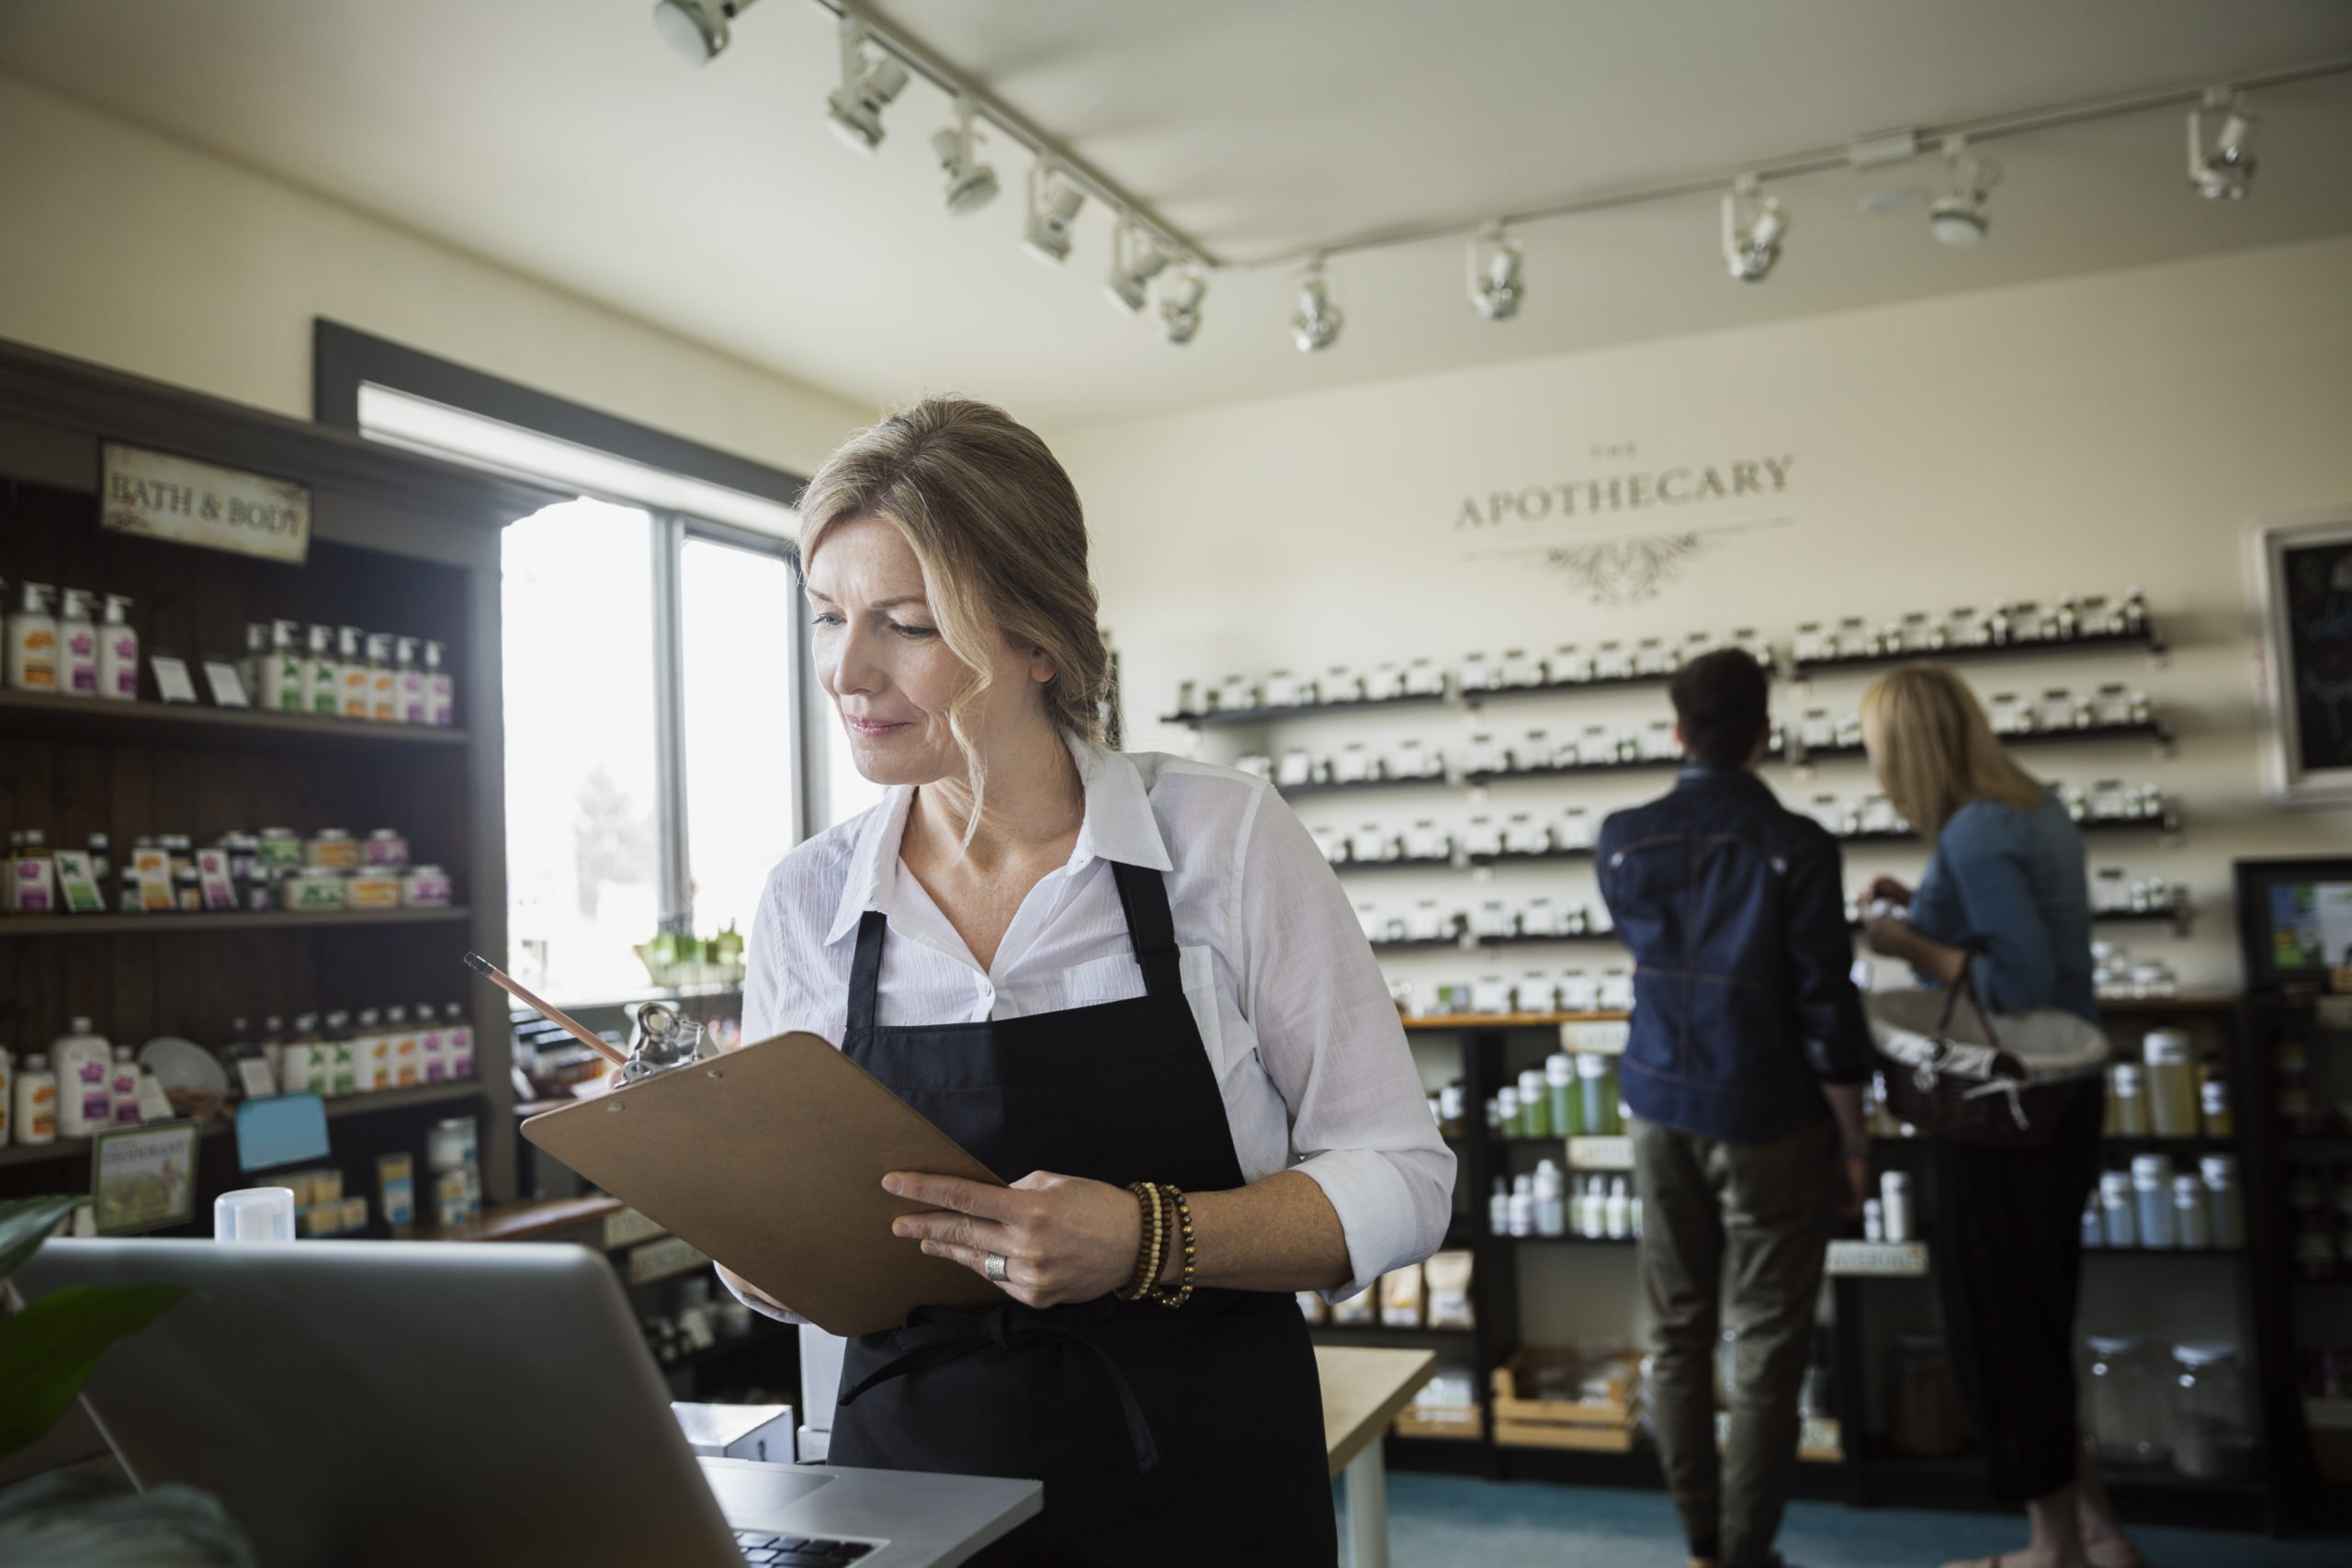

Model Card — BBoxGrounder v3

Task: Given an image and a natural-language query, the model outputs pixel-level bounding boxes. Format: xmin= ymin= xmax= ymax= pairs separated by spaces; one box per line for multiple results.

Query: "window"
xmin=679 ymin=534 xmax=801 ymax=946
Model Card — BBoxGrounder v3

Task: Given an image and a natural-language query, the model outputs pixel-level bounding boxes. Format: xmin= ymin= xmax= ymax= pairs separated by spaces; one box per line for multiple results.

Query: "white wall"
xmin=1058 ymin=234 xmax=2352 ymax=1004
xmin=0 ymin=72 xmax=869 ymax=476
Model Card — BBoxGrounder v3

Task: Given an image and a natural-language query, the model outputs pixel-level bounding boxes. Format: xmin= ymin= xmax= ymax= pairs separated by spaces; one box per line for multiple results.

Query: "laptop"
xmin=16 ymin=1239 xmax=1040 ymax=1568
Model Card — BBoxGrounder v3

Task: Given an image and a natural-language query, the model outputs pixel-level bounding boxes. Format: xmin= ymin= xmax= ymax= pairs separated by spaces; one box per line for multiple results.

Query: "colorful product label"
xmin=12 ymin=858 xmax=53 ymax=912
xmin=347 ymin=874 xmax=401 ymax=908
xmin=401 ymin=870 xmax=453 ymax=907
xmin=195 ymin=849 xmax=239 ymax=909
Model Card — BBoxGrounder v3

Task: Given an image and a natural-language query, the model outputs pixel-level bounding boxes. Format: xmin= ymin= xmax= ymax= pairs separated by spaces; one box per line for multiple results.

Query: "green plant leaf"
xmin=0 ymin=1282 xmax=189 ymax=1458
xmin=0 ymin=1471 xmax=256 ymax=1566
xmin=0 ymin=1195 xmax=83 ymax=1284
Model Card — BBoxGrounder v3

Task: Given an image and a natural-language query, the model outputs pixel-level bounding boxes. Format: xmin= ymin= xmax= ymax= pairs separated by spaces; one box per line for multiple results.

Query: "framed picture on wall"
xmin=2248 ymin=508 xmax=2352 ymax=804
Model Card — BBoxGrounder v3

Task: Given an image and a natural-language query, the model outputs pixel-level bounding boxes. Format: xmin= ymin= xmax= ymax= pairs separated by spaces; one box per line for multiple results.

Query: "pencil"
xmin=463 ymin=952 xmax=629 ymax=1067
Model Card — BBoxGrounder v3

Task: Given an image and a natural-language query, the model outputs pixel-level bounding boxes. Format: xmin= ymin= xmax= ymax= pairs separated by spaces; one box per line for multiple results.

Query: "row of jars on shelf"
xmin=2085 ymin=1332 xmax=2255 ymax=1483
xmin=2285 ymin=1161 xmax=2352 ymax=1280
xmin=2086 ymin=1154 xmax=2245 ymax=1251
xmin=1175 ymin=588 xmax=2152 ymax=716
xmin=1310 ymin=784 xmax=2166 ymax=872
xmin=1388 ymin=970 xmax=1635 ymax=1018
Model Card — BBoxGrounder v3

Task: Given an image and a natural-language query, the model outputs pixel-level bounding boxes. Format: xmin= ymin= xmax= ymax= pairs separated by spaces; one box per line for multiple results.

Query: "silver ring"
xmin=984 ymin=1253 xmax=1009 ymax=1284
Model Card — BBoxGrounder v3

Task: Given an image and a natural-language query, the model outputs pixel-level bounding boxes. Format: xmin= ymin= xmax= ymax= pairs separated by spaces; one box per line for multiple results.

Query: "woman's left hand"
xmin=1861 ymin=914 xmax=1912 ymax=958
xmin=884 ymin=1169 xmax=1142 ymax=1309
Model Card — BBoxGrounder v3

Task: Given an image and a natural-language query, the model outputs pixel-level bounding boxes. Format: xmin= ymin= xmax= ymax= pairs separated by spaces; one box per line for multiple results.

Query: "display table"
xmin=1316 ymin=1345 xmax=1436 ymax=1568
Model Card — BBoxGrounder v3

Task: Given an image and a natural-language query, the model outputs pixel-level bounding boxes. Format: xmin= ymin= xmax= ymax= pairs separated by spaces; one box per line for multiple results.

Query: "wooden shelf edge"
xmin=2 ymin=907 xmax=472 ymax=936
xmin=0 ymin=1079 xmax=488 ymax=1168
xmin=0 ymin=688 xmax=469 ymax=747
xmin=1405 ymin=1010 xmax=1631 ymax=1031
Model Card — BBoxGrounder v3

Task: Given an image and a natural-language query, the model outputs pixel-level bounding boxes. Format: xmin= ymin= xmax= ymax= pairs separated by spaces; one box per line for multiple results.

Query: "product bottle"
xmin=52 ymin=1018 xmax=113 ymax=1139
xmin=2109 ymin=1063 xmax=2150 ymax=1137
xmin=1603 ymin=1176 xmax=1631 ymax=1239
xmin=443 ymin=1003 xmax=474 ymax=1078
xmin=8 ymin=829 xmax=55 ymax=914
xmin=2081 ymin=1192 xmax=2106 ymax=1249
xmin=1518 ymin=1067 xmax=1550 ymax=1138
xmin=258 ymin=619 xmax=304 ymax=712
xmin=1577 ymin=1053 xmax=1623 ymax=1136
xmin=337 ymin=626 xmax=370 ymax=717
xmin=1547 ymin=1052 xmax=1580 ymax=1138
xmin=96 ymin=594 xmax=139 ymax=700
xmin=1487 ymin=1176 xmax=1510 ymax=1235
xmin=417 ymin=1003 xmax=447 ymax=1083
xmin=1507 ymin=1174 xmax=1535 ymax=1237
xmin=0 ymin=1046 xmax=12 ymax=1145
xmin=1534 ymin=1158 xmax=1566 ymax=1237
xmin=2143 ymin=1031 xmax=2197 ymax=1138
xmin=2202 ymin=1156 xmax=2245 ymax=1248
xmin=2132 ymin=1155 xmax=2176 ymax=1248
xmin=1497 ymin=1086 xmax=1520 ymax=1139
xmin=424 ymin=640 xmax=455 ymax=727
xmin=367 ymin=634 xmax=397 ymax=722
xmin=233 ymin=622 xmax=265 ymax=703
xmin=14 ymin=1053 xmax=56 ymax=1145
xmin=395 ymin=637 xmax=425 ymax=724
xmin=7 ymin=581 xmax=60 ymax=691
xmin=354 ymin=1007 xmax=388 ymax=1091
xmin=305 ymin=625 xmax=340 ymax=715
xmin=387 ymin=1004 xmax=419 ymax=1088
xmin=2199 ymin=1078 xmax=2234 ymax=1138
xmin=108 ymin=1046 xmax=141 ymax=1126
xmin=57 ymin=589 xmax=97 ymax=696
xmin=2173 ymin=1174 xmax=2211 ymax=1249
xmin=322 ymin=1010 xmax=357 ymax=1097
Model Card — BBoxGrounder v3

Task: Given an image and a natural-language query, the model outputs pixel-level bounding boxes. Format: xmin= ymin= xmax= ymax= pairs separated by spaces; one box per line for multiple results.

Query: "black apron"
xmin=828 ymin=861 xmax=1336 ymax=1568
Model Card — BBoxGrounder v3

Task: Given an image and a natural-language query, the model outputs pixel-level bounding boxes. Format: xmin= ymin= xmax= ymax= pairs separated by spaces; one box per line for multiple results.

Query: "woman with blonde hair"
xmin=720 ymin=397 xmax=1453 ymax=1565
xmin=1858 ymin=664 xmax=2140 ymax=1568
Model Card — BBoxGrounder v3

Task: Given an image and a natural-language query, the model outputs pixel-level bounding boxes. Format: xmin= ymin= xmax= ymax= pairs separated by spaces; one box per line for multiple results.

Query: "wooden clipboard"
xmin=521 ymin=1032 xmax=1004 ymax=1337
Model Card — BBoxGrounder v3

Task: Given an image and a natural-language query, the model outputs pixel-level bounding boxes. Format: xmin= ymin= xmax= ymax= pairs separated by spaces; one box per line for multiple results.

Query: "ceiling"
xmin=3 ymin=1 xmax=2349 ymax=431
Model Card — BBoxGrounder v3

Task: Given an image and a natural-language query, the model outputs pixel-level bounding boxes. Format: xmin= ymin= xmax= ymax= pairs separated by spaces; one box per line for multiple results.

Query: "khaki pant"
xmin=1632 ymin=1114 xmax=1834 ymax=1568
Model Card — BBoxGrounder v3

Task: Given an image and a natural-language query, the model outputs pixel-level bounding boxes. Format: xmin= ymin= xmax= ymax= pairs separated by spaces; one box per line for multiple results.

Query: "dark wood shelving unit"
xmin=0 ymin=336 xmax=544 ymax=1220
xmin=3 ymin=906 xmax=470 ymax=936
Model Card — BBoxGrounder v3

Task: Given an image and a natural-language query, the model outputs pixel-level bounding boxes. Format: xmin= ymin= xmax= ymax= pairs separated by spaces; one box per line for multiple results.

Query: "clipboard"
xmin=521 ymin=1032 xmax=1005 ymax=1337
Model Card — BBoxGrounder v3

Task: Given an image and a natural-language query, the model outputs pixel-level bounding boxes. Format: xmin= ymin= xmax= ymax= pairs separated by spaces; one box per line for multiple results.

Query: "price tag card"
xmin=149 ymin=653 xmax=199 ymax=705
xmin=1560 ymin=1020 xmax=1629 ymax=1055
xmin=1826 ymin=1239 xmax=1928 ymax=1277
xmin=201 ymin=660 xmax=251 ymax=707
xmin=1566 ymin=1135 xmax=1634 ymax=1170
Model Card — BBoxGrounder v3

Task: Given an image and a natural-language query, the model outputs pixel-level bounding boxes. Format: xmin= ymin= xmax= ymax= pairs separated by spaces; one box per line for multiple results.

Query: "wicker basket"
xmin=1866 ymin=985 xmax=2109 ymax=1149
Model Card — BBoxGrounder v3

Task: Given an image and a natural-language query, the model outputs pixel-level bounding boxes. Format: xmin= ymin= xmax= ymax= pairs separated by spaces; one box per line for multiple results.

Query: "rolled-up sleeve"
xmin=1231 ymin=788 xmax=1456 ymax=1299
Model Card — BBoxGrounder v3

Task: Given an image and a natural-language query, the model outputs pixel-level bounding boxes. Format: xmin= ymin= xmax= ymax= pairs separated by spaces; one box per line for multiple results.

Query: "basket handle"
xmin=1931 ymin=937 xmax=2005 ymax=1055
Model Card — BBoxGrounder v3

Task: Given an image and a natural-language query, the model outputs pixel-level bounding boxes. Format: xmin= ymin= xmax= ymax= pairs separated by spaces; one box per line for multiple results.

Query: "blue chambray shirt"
xmin=1906 ymin=789 xmax=2100 ymax=1025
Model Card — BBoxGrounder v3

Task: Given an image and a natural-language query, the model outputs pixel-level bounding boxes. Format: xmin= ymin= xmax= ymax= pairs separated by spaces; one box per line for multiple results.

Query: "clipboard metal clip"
xmin=621 ymin=1002 xmax=718 ymax=1083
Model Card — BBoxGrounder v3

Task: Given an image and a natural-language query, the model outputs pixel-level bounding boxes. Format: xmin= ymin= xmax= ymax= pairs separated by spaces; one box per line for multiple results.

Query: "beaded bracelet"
xmin=1114 ymin=1180 xmax=1166 ymax=1302
xmin=1150 ymin=1185 xmax=1197 ymax=1309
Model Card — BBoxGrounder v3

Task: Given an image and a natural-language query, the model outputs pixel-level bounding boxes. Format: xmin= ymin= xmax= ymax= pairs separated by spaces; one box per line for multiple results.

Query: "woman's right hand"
xmin=1863 ymin=875 xmax=1914 ymax=907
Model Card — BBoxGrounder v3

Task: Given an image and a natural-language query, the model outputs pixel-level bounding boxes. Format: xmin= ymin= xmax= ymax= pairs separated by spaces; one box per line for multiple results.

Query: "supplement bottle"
xmin=96 ymin=594 xmax=139 ymax=700
xmin=7 ymin=582 xmax=60 ymax=691
xmin=14 ymin=1053 xmax=57 ymax=1144
xmin=57 ymin=589 xmax=97 ymax=696
xmin=306 ymin=624 xmax=341 ymax=714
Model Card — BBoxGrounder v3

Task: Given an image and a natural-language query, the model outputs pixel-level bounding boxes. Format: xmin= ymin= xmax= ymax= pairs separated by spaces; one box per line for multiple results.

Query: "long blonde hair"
xmin=797 ymin=398 xmax=1108 ymax=820
xmin=1860 ymin=663 xmax=2044 ymax=840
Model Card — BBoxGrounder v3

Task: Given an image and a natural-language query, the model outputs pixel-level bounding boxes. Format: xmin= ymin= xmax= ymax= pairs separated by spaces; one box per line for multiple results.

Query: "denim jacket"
xmin=1906 ymin=790 xmax=2099 ymax=1025
xmin=1597 ymin=766 xmax=1871 ymax=1144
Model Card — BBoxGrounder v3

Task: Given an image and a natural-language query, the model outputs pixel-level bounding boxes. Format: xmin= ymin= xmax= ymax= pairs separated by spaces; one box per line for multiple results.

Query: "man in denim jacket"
xmin=1597 ymin=649 xmax=1871 ymax=1568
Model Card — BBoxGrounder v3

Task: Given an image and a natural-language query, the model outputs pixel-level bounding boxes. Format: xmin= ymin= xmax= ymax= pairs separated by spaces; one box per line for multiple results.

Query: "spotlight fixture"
xmin=1721 ymin=175 xmax=1788 ymax=283
xmin=2188 ymin=87 xmax=2258 ymax=200
xmin=1023 ymin=164 xmax=1085 ymax=265
xmin=1928 ymin=136 xmax=2000 ymax=246
xmin=1467 ymin=222 xmax=1525 ymax=321
xmin=825 ymin=17 xmax=910 ymax=153
xmin=1103 ymin=220 xmax=1170 ymax=316
xmin=1159 ymin=268 xmax=1206 ymax=345
xmin=930 ymin=98 xmax=1000 ymax=216
xmin=650 ymin=0 xmax=757 ymax=65
xmin=1291 ymin=256 xmax=1343 ymax=352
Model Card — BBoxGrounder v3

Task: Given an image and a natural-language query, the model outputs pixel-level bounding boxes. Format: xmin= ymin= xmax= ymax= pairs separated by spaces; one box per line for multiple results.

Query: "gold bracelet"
xmin=1114 ymin=1181 xmax=1165 ymax=1302
xmin=1151 ymin=1185 xmax=1196 ymax=1309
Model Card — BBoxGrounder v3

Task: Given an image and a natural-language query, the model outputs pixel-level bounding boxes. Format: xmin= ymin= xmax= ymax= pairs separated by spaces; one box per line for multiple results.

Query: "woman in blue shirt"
xmin=1857 ymin=665 xmax=2142 ymax=1568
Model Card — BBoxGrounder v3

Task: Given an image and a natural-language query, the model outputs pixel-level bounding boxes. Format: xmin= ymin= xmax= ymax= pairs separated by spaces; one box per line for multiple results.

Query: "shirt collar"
xmin=823 ymin=736 xmax=1170 ymax=945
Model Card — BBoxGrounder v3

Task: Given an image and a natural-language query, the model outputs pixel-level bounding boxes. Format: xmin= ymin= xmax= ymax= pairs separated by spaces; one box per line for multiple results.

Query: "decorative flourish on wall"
xmin=1543 ymin=534 xmax=1709 ymax=604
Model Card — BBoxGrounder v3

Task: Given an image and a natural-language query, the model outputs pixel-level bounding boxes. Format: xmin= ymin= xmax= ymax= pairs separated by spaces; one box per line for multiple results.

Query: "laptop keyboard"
xmin=735 ymin=1529 xmax=877 ymax=1565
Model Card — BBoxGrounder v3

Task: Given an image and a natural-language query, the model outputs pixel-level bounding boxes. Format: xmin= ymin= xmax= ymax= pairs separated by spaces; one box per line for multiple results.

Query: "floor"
xmin=1373 ymin=1474 xmax=2351 ymax=1568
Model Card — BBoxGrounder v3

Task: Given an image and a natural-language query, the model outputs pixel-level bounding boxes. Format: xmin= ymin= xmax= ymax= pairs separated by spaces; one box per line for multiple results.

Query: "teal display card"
xmin=235 ymin=1092 xmax=331 ymax=1172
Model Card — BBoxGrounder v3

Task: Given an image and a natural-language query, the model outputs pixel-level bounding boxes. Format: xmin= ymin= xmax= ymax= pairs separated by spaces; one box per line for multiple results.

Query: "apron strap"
xmin=837 ymin=1304 xmax=1163 ymax=1474
xmin=846 ymin=909 xmax=888 ymax=1042
xmin=1110 ymin=862 xmax=1183 ymax=1005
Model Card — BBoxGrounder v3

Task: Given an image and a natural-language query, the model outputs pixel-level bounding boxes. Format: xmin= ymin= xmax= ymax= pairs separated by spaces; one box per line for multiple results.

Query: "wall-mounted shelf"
xmin=1163 ymin=690 xmax=1449 ymax=728
xmin=1403 ymin=1010 xmax=1630 ymax=1031
xmin=0 ymin=688 xmax=469 ymax=751
xmin=1372 ymin=930 xmax=1617 ymax=953
xmin=2 ymin=907 xmax=471 ymax=936
xmin=1790 ymin=626 xmax=2161 ymax=679
xmin=1277 ymin=773 xmax=1453 ymax=800
xmin=0 ymin=1078 xmax=489 ymax=1169
xmin=1792 ymin=717 xmax=2170 ymax=763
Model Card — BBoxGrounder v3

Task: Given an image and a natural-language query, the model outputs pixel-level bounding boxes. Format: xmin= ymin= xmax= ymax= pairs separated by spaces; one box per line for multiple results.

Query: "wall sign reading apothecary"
xmin=101 ymin=442 xmax=311 ymax=564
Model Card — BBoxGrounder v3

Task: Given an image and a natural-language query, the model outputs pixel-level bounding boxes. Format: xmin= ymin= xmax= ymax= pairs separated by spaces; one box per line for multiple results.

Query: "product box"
xmin=378 ymin=1153 xmax=415 ymax=1226
xmin=280 ymin=871 xmax=346 ymax=910
xmin=195 ymin=848 xmax=239 ymax=910
xmin=346 ymin=873 xmax=402 ymax=909
xmin=131 ymin=847 xmax=175 ymax=911
xmin=8 ymin=852 xmax=56 ymax=914
xmin=401 ymin=866 xmax=454 ymax=907
xmin=51 ymin=850 xmax=105 ymax=914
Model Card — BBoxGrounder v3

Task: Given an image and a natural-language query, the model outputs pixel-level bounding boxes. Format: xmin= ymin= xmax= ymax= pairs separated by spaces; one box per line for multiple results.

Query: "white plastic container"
xmin=2173 ymin=1173 xmax=2211 ymax=1249
xmin=2132 ymin=1154 xmax=2177 ymax=1249
xmin=2100 ymin=1170 xmax=2138 ymax=1248
xmin=96 ymin=594 xmax=139 ymax=700
xmin=14 ymin=1052 xmax=57 ymax=1145
xmin=6 ymin=581 xmax=60 ymax=691
xmin=261 ymin=619 xmax=306 ymax=712
xmin=52 ymin=1018 xmax=114 ymax=1139
xmin=306 ymin=624 xmax=341 ymax=714
xmin=2202 ymin=1155 xmax=2245 ymax=1248
xmin=57 ymin=588 xmax=97 ymax=696
xmin=1603 ymin=1176 xmax=1631 ymax=1240
xmin=337 ymin=626 xmax=370 ymax=717
xmin=1880 ymin=1170 xmax=1915 ymax=1243
xmin=107 ymin=1046 xmax=141 ymax=1126
xmin=1533 ymin=1159 xmax=1566 ymax=1237
xmin=395 ymin=636 xmax=425 ymax=724
xmin=2143 ymin=1030 xmax=2198 ymax=1138
xmin=214 ymin=1187 xmax=296 ymax=1243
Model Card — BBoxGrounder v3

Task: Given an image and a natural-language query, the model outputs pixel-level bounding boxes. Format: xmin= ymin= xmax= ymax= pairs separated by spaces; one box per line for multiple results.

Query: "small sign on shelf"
xmin=1826 ymin=1239 xmax=1928 ymax=1277
xmin=1566 ymin=1135 xmax=1633 ymax=1171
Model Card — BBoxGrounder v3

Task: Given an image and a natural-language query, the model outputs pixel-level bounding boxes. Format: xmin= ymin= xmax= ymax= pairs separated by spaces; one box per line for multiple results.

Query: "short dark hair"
xmin=1670 ymin=649 xmax=1770 ymax=768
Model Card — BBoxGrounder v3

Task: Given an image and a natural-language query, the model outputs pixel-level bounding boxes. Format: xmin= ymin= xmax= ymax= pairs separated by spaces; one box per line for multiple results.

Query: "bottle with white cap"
xmin=1508 ymin=1173 xmax=1535 ymax=1237
xmin=1880 ymin=1170 xmax=1915 ymax=1244
xmin=2173 ymin=1173 xmax=2211 ymax=1249
xmin=1487 ymin=1176 xmax=1510 ymax=1236
xmin=1534 ymin=1158 xmax=1566 ymax=1237
xmin=2132 ymin=1155 xmax=2177 ymax=1248
xmin=1603 ymin=1176 xmax=1630 ymax=1239
xmin=2099 ymin=1170 xmax=2138 ymax=1248
xmin=2109 ymin=1062 xmax=2150 ymax=1137
xmin=2080 ymin=1190 xmax=2106 ymax=1249
xmin=2202 ymin=1155 xmax=2245 ymax=1248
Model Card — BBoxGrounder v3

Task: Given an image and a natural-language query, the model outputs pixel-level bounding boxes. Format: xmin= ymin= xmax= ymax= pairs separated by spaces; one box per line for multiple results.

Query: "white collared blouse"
xmin=741 ymin=740 xmax=1455 ymax=1298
